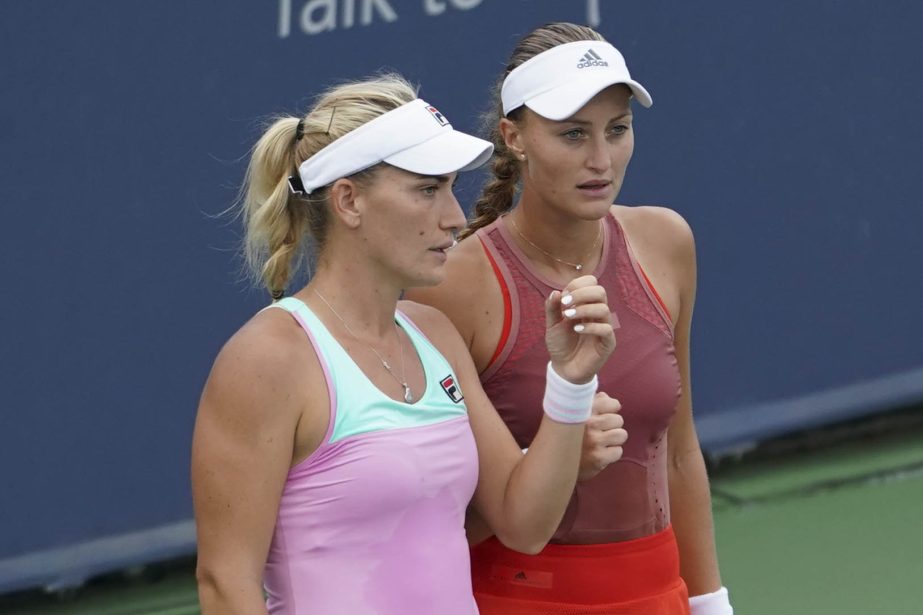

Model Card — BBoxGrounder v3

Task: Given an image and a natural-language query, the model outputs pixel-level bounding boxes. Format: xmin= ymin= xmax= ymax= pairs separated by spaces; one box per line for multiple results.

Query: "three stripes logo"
xmin=505 ymin=567 xmax=553 ymax=588
xmin=577 ymin=48 xmax=608 ymax=69
xmin=440 ymin=375 xmax=464 ymax=403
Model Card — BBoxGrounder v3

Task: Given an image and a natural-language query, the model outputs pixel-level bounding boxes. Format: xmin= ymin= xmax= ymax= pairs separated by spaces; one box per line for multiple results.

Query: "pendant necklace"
xmin=312 ymin=288 xmax=413 ymax=403
xmin=508 ymin=215 xmax=603 ymax=272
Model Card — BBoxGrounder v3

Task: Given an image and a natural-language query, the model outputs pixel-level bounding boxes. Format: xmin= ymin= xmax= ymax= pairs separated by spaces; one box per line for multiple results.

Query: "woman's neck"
xmin=507 ymin=196 xmax=607 ymax=272
xmin=296 ymin=263 xmax=402 ymax=341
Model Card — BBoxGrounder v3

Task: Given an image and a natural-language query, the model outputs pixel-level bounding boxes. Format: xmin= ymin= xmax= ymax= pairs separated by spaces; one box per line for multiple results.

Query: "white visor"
xmin=297 ymin=98 xmax=493 ymax=194
xmin=501 ymin=41 xmax=652 ymax=120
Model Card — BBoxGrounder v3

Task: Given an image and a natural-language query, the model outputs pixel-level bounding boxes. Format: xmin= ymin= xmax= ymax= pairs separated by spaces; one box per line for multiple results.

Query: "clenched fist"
xmin=578 ymin=392 xmax=627 ymax=481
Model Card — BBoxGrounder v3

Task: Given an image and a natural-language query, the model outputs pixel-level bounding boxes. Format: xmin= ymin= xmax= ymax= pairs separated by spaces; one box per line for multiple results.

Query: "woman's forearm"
xmin=493 ymin=414 xmax=584 ymax=553
xmin=668 ymin=446 xmax=723 ymax=596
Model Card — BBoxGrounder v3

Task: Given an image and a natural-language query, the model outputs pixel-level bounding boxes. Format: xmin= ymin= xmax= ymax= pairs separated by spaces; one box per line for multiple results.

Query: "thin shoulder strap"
xmin=263 ymin=297 xmax=339 ymax=451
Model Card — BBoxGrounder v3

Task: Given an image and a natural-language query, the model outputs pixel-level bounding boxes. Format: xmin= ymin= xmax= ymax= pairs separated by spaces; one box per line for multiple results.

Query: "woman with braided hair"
xmin=407 ymin=23 xmax=732 ymax=614
xmin=191 ymin=73 xmax=618 ymax=614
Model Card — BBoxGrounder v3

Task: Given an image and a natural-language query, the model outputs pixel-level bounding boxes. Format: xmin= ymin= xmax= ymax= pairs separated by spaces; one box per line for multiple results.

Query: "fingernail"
xmin=563 ymin=308 xmax=577 ymax=318
xmin=573 ymin=324 xmax=585 ymax=333
xmin=561 ymin=294 xmax=573 ymax=306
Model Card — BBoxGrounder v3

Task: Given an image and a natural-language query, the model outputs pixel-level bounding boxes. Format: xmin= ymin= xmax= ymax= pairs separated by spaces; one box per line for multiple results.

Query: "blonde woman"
xmin=408 ymin=23 xmax=732 ymax=615
xmin=191 ymin=74 xmax=618 ymax=615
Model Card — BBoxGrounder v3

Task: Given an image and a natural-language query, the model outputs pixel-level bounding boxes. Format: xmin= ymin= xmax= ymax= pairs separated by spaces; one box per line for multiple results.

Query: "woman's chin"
xmin=404 ymin=269 xmax=445 ymax=290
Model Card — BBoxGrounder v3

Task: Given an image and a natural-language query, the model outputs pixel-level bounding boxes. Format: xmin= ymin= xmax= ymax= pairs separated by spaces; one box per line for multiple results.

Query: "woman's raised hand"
xmin=544 ymin=275 xmax=616 ymax=384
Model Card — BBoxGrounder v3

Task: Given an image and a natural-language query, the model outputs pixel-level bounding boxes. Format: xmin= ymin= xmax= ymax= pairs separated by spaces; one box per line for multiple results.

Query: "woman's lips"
xmin=577 ymin=180 xmax=612 ymax=196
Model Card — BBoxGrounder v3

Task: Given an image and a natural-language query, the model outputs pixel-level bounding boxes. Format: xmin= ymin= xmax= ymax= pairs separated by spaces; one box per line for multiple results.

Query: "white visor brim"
xmin=385 ymin=128 xmax=494 ymax=175
xmin=525 ymin=74 xmax=652 ymax=121
xmin=298 ymin=99 xmax=493 ymax=194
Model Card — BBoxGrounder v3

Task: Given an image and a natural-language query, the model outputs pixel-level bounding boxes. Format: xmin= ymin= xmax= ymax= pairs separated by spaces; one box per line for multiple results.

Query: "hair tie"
xmin=295 ymin=118 xmax=305 ymax=141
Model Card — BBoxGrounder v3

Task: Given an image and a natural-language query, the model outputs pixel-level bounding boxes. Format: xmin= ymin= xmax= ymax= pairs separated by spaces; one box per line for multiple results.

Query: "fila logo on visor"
xmin=426 ymin=105 xmax=449 ymax=127
xmin=577 ymin=48 xmax=608 ymax=69
xmin=440 ymin=375 xmax=464 ymax=403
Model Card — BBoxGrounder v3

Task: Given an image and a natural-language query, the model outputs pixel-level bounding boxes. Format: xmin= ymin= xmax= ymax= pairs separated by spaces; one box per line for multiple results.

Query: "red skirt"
xmin=470 ymin=526 xmax=689 ymax=615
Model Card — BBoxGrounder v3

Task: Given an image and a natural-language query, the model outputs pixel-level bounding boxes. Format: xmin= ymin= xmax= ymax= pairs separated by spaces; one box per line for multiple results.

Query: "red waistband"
xmin=471 ymin=526 xmax=685 ymax=606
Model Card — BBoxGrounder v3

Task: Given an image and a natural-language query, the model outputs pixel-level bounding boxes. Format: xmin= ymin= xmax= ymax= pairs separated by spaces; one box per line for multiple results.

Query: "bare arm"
xmin=668 ymin=320 xmax=723 ymax=595
xmin=406 ymin=276 xmax=616 ymax=553
xmin=191 ymin=316 xmax=323 ymax=614
xmin=657 ymin=212 xmax=723 ymax=596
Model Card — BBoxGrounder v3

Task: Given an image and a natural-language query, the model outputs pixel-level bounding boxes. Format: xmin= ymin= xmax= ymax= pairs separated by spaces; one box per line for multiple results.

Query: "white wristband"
xmin=542 ymin=362 xmax=597 ymax=424
xmin=689 ymin=586 xmax=733 ymax=615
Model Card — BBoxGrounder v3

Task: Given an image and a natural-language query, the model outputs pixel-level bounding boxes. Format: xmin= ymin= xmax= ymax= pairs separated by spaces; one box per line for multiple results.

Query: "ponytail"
xmin=459 ymin=121 xmax=519 ymax=240
xmin=242 ymin=117 xmax=314 ymax=299
xmin=239 ymin=74 xmax=417 ymax=298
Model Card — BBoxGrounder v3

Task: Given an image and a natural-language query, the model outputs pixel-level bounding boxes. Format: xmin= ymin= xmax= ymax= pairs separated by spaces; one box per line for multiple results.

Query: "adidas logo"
xmin=577 ymin=48 xmax=608 ymax=69
xmin=513 ymin=571 xmax=528 ymax=582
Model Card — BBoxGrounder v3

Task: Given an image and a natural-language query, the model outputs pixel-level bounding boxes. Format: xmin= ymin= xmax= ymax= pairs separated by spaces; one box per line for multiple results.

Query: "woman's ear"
xmin=499 ymin=117 xmax=526 ymax=160
xmin=328 ymin=178 xmax=363 ymax=229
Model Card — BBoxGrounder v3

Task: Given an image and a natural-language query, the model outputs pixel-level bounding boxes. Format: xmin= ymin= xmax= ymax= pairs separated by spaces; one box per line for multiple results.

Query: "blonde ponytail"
xmin=242 ymin=117 xmax=310 ymax=299
xmin=240 ymin=74 xmax=417 ymax=298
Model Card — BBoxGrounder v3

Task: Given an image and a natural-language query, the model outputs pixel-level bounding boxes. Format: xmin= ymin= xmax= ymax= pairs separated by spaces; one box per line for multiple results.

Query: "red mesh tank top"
xmin=477 ymin=212 xmax=682 ymax=543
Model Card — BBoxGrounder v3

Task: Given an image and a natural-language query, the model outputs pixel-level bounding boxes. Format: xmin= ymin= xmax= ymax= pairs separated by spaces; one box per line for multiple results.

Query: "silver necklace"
xmin=508 ymin=215 xmax=602 ymax=272
xmin=312 ymin=288 xmax=413 ymax=403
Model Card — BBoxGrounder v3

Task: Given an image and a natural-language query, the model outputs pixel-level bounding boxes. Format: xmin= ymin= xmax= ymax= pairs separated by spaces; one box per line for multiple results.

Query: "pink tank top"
xmin=477 ymin=213 xmax=682 ymax=544
xmin=262 ymin=298 xmax=480 ymax=614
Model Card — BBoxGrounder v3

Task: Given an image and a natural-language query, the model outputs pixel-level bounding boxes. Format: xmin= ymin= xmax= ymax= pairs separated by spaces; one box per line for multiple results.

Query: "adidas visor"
xmin=296 ymin=98 xmax=493 ymax=194
xmin=501 ymin=41 xmax=652 ymax=120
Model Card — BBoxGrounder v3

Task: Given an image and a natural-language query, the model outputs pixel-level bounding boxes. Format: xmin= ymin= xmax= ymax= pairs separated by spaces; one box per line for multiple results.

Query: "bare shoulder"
xmin=612 ymin=205 xmax=697 ymax=316
xmin=213 ymin=309 xmax=307 ymax=384
xmin=612 ymin=205 xmax=695 ymax=260
xmin=202 ymin=308 xmax=315 ymax=422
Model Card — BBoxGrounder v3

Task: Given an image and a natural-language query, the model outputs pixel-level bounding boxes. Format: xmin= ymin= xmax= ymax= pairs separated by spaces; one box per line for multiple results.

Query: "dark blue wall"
xmin=2 ymin=0 xmax=921 ymax=591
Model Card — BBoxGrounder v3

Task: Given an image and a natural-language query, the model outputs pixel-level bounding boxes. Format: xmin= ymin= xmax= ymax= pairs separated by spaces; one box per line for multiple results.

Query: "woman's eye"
xmin=563 ymin=128 xmax=584 ymax=140
xmin=609 ymin=124 xmax=629 ymax=136
xmin=421 ymin=185 xmax=438 ymax=195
